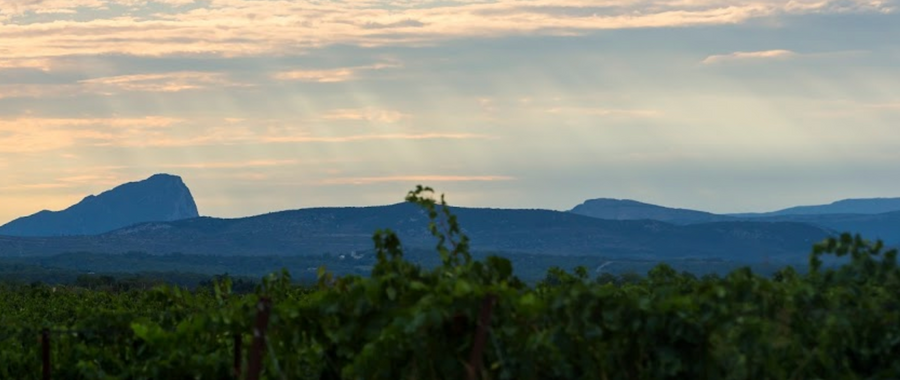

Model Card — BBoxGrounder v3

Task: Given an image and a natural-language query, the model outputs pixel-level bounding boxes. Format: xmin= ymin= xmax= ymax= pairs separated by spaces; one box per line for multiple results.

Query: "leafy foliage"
xmin=2 ymin=187 xmax=900 ymax=379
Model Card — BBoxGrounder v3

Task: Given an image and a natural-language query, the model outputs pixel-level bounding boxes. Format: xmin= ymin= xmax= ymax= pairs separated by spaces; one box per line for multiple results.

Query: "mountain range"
xmin=0 ymin=203 xmax=830 ymax=263
xmin=0 ymin=174 xmax=898 ymax=267
xmin=572 ymin=198 xmax=900 ymax=245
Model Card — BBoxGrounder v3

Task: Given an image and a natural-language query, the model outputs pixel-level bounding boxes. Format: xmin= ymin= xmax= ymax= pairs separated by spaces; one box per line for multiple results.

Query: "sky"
xmin=1 ymin=0 xmax=899 ymax=223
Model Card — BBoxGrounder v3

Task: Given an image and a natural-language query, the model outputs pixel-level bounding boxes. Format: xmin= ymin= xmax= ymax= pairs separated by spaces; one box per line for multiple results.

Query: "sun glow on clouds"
xmin=0 ymin=0 xmax=893 ymax=60
xmin=260 ymin=133 xmax=491 ymax=144
xmin=79 ymin=72 xmax=243 ymax=93
xmin=0 ymin=116 xmax=491 ymax=152
xmin=160 ymin=160 xmax=300 ymax=170
xmin=320 ymin=108 xmax=410 ymax=123
xmin=702 ymin=49 xmax=798 ymax=64
xmin=273 ymin=62 xmax=400 ymax=83
xmin=0 ymin=117 xmax=181 ymax=152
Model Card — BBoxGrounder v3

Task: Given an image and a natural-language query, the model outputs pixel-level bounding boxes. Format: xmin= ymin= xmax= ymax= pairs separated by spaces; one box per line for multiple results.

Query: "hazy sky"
xmin=1 ymin=0 xmax=899 ymax=223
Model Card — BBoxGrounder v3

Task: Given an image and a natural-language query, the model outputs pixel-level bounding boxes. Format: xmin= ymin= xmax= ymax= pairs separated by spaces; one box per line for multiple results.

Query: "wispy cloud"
xmin=0 ymin=182 xmax=73 ymax=191
xmin=262 ymin=133 xmax=491 ymax=144
xmin=545 ymin=107 xmax=661 ymax=118
xmin=320 ymin=175 xmax=515 ymax=185
xmin=0 ymin=0 xmax=102 ymax=19
xmin=0 ymin=172 xmax=126 ymax=192
xmin=865 ymin=102 xmax=900 ymax=110
xmin=0 ymin=116 xmax=492 ymax=152
xmin=809 ymin=99 xmax=900 ymax=117
xmin=273 ymin=62 xmax=400 ymax=83
xmin=320 ymin=108 xmax=410 ymax=123
xmin=272 ymin=68 xmax=357 ymax=83
xmin=1 ymin=1 xmax=892 ymax=62
xmin=161 ymin=159 xmax=300 ymax=169
xmin=702 ymin=49 xmax=798 ymax=64
xmin=0 ymin=57 xmax=56 ymax=71
xmin=0 ymin=117 xmax=182 ymax=152
xmin=79 ymin=72 xmax=244 ymax=93
xmin=0 ymin=72 xmax=244 ymax=100
xmin=0 ymin=84 xmax=81 ymax=99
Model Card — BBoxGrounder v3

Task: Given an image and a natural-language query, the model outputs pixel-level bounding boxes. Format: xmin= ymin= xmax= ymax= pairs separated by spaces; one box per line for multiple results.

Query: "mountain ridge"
xmin=728 ymin=197 xmax=900 ymax=217
xmin=0 ymin=202 xmax=832 ymax=264
xmin=570 ymin=198 xmax=733 ymax=225
xmin=2 ymin=176 xmax=897 ymax=264
xmin=0 ymin=174 xmax=199 ymax=237
xmin=567 ymin=197 xmax=900 ymax=244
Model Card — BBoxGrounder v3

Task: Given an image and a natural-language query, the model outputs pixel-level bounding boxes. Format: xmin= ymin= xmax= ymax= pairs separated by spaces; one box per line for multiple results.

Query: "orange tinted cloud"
xmin=0 ymin=116 xmax=490 ymax=152
xmin=702 ymin=49 xmax=798 ymax=64
xmin=319 ymin=108 xmax=410 ymax=123
xmin=261 ymin=133 xmax=491 ymax=144
xmin=161 ymin=160 xmax=300 ymax=169
xmin=0 ymin=117 xmax=182 ymax=152
xmin=79 ymin=72 xmax=243 ymax=93
xmin=1 ymin=1 xmax=890 ymax=62
xmin=272 ymin=62 xmax=400 ymax=82
xmin=272 ymin=68 xmax=356 ymax=83
xmin=544 ymin=107 xmax=661 ymax=118
xmin=0 ymin=72 xmax=242 ymax=99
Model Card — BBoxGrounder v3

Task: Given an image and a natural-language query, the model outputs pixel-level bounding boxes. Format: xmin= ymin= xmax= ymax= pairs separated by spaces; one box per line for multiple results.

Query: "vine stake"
xmin=233 ymin=333 xmax=243 ymax=379
xmin=467 ymin=294 xmax=498 ymax=380
xmin=247 ymin=297 xmax=272 ymax=380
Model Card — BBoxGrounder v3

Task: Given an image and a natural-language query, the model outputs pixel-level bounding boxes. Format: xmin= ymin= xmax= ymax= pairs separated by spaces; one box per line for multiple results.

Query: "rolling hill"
xmin=0 ymin=203 xmax=831 ymax=263
xmin=570 ymin=198 xmax=733 ymax=224
xmin=729 ymin=198 xmax=900 ymax=217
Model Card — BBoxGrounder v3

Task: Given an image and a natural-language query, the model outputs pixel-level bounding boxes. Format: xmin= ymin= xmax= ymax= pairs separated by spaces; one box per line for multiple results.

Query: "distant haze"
xmin=1 ymin=1 xmax=899 ymax=223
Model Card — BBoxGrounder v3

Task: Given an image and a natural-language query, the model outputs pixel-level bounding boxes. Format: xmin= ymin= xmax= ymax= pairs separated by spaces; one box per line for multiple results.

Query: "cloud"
xmin=702 ymin=49 xmax=798 ymax=64
xmin=0 ymin=116 xmax=491 ymax=152
xmin=0 ymin=84 xmax=82 ymax=99
xmin=808 ymin=99 xmax=900 ymax=117
xmin=0 ymin=0 xmax=104 ymax=17
xmin=273 ymin=62 xmax=400 ymax=83
xmin=0 ymin=1 xmax=892 ymax=62
xmin=544 ymin=107 xmax=661 ymax=118
xmin=319 ymin=108 xmax=410 ymax=123
xmin=0 ymin=171 xmax=128 ymax=191
xmin=78 ymin=71 xmax=244 ymax=93
xmin=272 ymin=68 xmax=356 ymax=83
xmin=320 ymin=175 xmax=515 ymax=185
xmin=0 ymin=71 xmax=245 ymax=100
xmin=0 ymin=117 xmax=182 ymax=152
xmin=161 ymin=159 xmax=300 ymax=169
xmin=0 ymin=57 xmax=56 ymax=71
xmin=261 ymin=132 xmax=491 ymax=144
xmin=363 ymin=19 xmax=427 ymax=29
xmin=865 ymin=102 xmax=900 ymax=110
xmin=0 ymin=182 xmax=73 ymax=191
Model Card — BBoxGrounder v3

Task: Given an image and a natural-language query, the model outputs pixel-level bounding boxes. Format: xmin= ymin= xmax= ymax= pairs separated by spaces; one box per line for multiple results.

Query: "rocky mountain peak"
xmin=0 ymin=173 xmax=199 ymax=237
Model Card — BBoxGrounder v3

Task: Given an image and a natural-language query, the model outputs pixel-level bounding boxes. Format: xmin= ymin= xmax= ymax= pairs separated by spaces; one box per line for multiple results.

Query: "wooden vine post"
xmin=466 ymin=294 xmax=498 ymax=380
xmin=247 ymin=297 xmax=272 ymax=380
xmin=233 ymin=333 xmax=243 ymax=379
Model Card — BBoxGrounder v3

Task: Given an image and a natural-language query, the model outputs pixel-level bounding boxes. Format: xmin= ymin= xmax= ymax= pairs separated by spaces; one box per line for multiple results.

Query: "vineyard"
xmin=2 ymin=186 xmax=900 ymax=379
